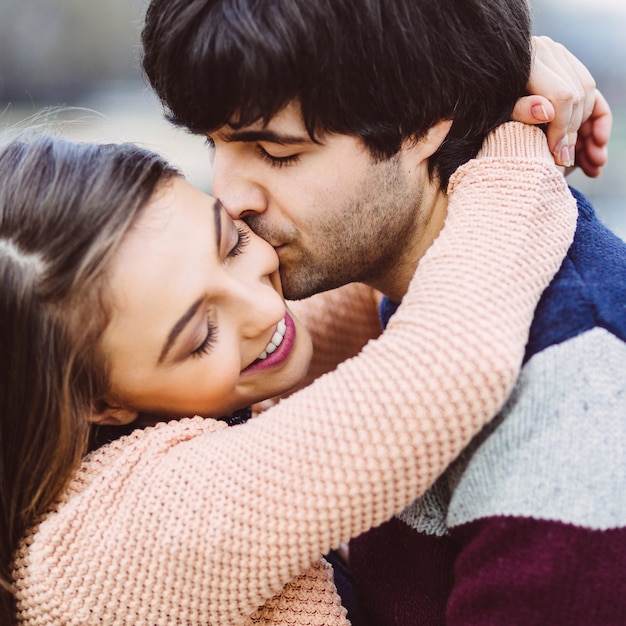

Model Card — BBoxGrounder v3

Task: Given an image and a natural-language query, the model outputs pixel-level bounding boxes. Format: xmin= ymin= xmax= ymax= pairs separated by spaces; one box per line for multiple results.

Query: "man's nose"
xmin=211 ymin=155 xmax=267 ymax=220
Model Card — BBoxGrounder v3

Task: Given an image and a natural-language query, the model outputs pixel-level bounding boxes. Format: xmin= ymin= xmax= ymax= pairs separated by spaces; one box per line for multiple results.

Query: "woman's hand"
xmin=511 ymin=36 xmax=612 ymax=177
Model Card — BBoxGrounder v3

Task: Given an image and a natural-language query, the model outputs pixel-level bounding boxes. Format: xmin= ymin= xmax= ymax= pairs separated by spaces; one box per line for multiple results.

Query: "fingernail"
xmin=560 ymin=145 xmax=572 ymax=167
xmin=568 ymin=145 xmax=576 ymax=167
xmin=553 ymin=138 xmax=564 ymax=158
xmin=531 ymin=104 xmax=550 ymax=122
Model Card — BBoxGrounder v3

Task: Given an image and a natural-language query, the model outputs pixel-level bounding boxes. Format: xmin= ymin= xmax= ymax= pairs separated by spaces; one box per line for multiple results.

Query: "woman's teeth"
xmin=257 ymin=318 xmax=287 ymax=360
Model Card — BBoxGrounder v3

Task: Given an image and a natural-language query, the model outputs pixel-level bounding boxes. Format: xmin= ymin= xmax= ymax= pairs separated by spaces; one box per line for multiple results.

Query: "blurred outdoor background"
xmin=1 ymin=0 xmax=625 ymax=240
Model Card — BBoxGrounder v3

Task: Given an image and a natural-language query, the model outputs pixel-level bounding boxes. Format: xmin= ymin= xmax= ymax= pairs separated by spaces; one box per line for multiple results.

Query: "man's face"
xmin=207 ymin=102 xmax=445 ymax=301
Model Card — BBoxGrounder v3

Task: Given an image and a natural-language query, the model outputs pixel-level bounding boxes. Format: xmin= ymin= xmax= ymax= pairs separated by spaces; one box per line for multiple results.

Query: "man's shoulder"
xmin=525 ymin=187 xmax=626 ymax=363
xmin=449 ymin=326 xmax=626 ymax=530
xmin=447 ymin=191 xmax=626 ymax=530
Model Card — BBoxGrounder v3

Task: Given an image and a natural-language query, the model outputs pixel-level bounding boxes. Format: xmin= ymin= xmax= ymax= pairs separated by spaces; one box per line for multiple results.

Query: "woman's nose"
xmin=227 ymin=226 xmax=283 ymax=336
xmin=231 ymin=274 xmax=285 ymax=339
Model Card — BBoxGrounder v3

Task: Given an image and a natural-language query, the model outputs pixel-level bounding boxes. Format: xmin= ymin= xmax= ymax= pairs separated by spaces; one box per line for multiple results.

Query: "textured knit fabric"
xmin=11 ymin=123 xmax=577 ymax=625
xmin=349 ymin=189 xmax=626 ymax=625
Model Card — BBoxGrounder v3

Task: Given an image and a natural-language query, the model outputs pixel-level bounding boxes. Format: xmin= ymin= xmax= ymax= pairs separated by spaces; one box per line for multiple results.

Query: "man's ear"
xmin=402 ymin=119 xmax=453 ymax=164
xmin=413 ymin=119 xmax=453 ymax=159
xmin=88 ymin=398 xmax=138 ymax=426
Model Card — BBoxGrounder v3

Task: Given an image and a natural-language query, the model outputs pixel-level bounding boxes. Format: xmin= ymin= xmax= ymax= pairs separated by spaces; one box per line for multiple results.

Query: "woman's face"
xmin=98 ymin=177 xmax=313 ymax=421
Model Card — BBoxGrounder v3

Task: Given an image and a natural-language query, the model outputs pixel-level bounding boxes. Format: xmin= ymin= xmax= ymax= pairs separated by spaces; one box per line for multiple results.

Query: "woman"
xmin=2 ymin=122 xmax=576 ymax=624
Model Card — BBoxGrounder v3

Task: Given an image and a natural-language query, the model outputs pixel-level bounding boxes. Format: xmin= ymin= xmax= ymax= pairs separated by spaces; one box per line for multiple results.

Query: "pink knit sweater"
xmin=12 ymin=123 xmax=577 ymax=625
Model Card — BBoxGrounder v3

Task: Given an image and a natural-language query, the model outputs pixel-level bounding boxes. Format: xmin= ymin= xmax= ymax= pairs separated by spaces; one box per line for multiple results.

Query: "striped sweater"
xmin=349 ymin=189 xmax=626 ymax=625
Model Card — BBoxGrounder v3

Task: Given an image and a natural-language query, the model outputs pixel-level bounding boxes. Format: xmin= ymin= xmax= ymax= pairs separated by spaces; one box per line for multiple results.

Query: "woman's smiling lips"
xmin=242 ymin=312 xmax=296 ymax=374
xmin=257 ymin=317 xmax=287 ymax=360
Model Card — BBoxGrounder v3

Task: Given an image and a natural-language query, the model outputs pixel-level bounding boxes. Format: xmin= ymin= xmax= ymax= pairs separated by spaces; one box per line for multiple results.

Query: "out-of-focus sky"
xmin=555 ymin=0 xmax=624 ymax=10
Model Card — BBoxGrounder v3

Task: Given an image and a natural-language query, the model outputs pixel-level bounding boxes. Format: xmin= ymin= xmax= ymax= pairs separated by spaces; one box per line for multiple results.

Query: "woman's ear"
xmin=88 ymin=398 xmax=138 ymax=426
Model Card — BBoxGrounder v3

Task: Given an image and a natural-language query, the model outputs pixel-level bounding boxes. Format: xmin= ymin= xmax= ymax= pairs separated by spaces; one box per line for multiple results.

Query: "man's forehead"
xmin=219 ymin=101 xmax=313 ymax=143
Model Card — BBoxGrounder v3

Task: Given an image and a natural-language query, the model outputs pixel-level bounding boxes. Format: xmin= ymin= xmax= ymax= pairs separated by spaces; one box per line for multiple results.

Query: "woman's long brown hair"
xmin=0 ymin=134 xmax=177 ymax=623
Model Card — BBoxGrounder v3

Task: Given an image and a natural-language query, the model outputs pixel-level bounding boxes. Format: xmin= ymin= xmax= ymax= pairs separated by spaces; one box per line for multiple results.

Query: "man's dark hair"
xmin=142 ymin=0 xmax=531 ymax=189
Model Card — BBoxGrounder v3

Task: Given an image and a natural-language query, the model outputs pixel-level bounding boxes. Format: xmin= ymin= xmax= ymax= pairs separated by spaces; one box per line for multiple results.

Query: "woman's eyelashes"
xmin=191 ymin=226 xmax=248 ymax=359
xmin=227 ymin=225 xmax=250 ymax=258
xmin=191 ymin=314 xmax=218 ymax=359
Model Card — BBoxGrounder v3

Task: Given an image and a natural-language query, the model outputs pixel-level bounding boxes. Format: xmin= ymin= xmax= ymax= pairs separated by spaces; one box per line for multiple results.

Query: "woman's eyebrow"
xmin=158 ymin=296 xmax=204 ymax=364
xmin=213 ymin=198 xmax=222 ymax=251
xmin=157 ymin=199 xmax=222 ymax=364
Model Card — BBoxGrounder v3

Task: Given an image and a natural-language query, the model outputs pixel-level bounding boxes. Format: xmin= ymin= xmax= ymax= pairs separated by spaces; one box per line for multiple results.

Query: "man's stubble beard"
xmin=250 ymin=154 xmax=425 ymax=301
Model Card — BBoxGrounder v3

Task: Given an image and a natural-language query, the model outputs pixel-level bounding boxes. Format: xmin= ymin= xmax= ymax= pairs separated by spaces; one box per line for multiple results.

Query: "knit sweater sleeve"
xmin=13 ymin=123 xmax=577 ymax=625
xmin=286 ymin=282 xmax=382 ymax=387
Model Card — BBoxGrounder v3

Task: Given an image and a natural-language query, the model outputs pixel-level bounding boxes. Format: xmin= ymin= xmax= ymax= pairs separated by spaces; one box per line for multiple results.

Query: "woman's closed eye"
xmin=191 ymin=225 xmax=248 ymax=359
xmin=191 ymin=314 xmax=217 ymax=359
xmin=227 ymin=225 xmax=250 ymax=258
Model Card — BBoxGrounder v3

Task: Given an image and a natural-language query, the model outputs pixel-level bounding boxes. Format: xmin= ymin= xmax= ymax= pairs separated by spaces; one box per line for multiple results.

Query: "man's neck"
xmin=368 ymin=188 xmax=449 ymax=303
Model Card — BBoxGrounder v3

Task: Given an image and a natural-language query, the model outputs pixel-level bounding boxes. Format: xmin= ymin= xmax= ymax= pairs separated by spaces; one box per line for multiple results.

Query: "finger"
xmin=528 ymin=37 xmax=594 ymax=165
xmin=527 ymin=52 xmax=575 ymax=162
xmin=576 ymin=134 xmax=608 ymax=176
xmin=556 ymin=46 xmax=596 ymax=148
xmin=575 ymin=150 xmax=604 ymax=178
xmin=510 ymin=95 xmax=555 ymax=125
xmin=589 ymin=90 xmax=613 ymax=149
xmin=573 ymin=91 xmax=612 ymax=177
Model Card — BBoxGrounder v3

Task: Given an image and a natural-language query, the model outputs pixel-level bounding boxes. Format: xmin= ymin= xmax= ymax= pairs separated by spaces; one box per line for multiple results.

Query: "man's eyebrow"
xmin=157 ymin=199 xmax=222 ymax=364
xmin=221 ymin=129 xmax=312 ymax=145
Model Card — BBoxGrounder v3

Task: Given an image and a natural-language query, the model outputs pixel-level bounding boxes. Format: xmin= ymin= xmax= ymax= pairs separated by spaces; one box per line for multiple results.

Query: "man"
xmin=141 ymin=0 xmax=625 ymax=623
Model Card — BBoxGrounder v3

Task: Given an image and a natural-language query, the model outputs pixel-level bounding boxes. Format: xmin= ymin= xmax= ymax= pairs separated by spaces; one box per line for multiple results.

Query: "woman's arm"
xmin=18 ymin=123 xmax=577 ymax=625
